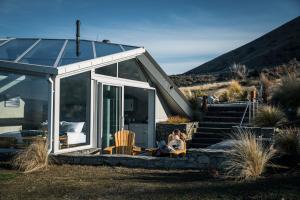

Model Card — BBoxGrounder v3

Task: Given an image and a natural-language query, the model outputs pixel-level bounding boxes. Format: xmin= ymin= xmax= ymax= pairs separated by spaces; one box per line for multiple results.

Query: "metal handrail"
xmin=239 ymin=100 xmax=251 ymax=127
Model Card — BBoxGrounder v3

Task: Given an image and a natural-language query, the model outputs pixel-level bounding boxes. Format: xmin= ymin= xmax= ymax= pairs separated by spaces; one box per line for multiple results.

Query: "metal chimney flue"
xmin=76 ymin=20 xmax=80 ymax=57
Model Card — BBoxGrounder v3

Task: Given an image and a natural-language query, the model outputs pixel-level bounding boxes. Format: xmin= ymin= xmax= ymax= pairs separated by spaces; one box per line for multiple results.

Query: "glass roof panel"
xmin=0 ymin=40 xmax=7 ymax=45
xmin=20 ymin=39 xmax=64 ymax=66
xmin=95 ymin=42 xmax=123 ymax=57
xmin=0 ymin=39 xmax=37 ymax=61
xmin=122 ymin=45 xmax=139 ymax=51
xmin=58 ymin=40 xmax=94 ymax=66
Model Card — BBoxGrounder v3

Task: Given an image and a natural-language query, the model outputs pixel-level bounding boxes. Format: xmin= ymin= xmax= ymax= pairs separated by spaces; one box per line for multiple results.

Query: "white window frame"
xmin=53 ymin=72 xmax=94 ymax=154
xmin=52 ymin=57 xmax=156 ymax=153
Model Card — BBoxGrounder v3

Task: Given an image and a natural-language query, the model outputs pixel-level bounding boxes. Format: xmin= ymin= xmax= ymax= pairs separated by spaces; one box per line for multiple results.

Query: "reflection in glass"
xmin=0 ymin=39 xmax=37 ymax=61
xmin=95 ymin=63 xmax=117 ymax=77
xmin=0 ymin=71 xmax=49 ymax=149
xmin=0 ymin=40 xmax=8 ymax=46
xmin=124 ymin=86 xmax=150 ymax=147
xmin=118 ymin=59 xmax=147 ymax=82
xmin=59 ymin=72 xmax=90 ymax=149
xmin=122 ymin=45 xmax=138 ymax=51
xmin=102 ymin=85 xmax=122 ymax=149
xmin=95 ymin=42 xmax=122 ymax=57
xmin=58 ymin=40 xmax=94 ymax=66
xmin=20 ymin=39 xmax=65 ymax=66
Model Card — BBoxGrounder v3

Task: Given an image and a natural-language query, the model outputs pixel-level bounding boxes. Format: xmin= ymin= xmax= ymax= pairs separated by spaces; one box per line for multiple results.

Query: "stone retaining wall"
xmin=52 ymin=149 xmax=227 ymax=170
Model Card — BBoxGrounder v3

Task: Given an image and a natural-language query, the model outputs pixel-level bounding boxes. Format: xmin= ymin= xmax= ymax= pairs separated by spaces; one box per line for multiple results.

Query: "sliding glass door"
xmin=124 ymin=86 xmax=155 ymax=147
xmin=97 ymin=79 xmax=155 ymax=149
xmin=101 ymin=84 xmax=122 ymax=149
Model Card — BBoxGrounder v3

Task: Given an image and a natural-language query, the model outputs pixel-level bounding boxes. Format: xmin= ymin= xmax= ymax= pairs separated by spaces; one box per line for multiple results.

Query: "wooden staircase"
xmin=189 ymin=103 xmax=249 ymax=148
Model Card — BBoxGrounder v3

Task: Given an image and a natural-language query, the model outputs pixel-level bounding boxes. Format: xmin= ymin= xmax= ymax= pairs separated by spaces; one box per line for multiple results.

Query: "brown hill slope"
xmin=185 ymin=16 xmax=300 ymax=75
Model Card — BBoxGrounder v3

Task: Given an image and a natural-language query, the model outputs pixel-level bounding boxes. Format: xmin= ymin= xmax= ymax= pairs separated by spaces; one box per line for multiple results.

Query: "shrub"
xmin=218 ymin=90 xmax=230 ymax=102
xmin=254 ymin=106 xmax=287 ymax=127
xmin=260 ymin=73 xmax=271 ymax=104
xmin=166 ymin=116 xmax=190 ymax=124
xmin=240 ymin=90 xmax=249 ymax=101
xmin=228 ymin=80 xmax=243 ymax=96
xmin=229 ymin=63 xmax=248 ymax=80
xmin=192 ymin=89 xmax=207 ymax=98
xmin=218 ymin=80 xmax=245 ymax=102
xmin=274 ymin=128 xmax=300 ymax=155
xmin=13 ymin=139 xmax=49 ymax=173
xmin=225 ymin=129 xmax=274 ymax=180
xmin=272 ymin=76 xmax=300 ymax=111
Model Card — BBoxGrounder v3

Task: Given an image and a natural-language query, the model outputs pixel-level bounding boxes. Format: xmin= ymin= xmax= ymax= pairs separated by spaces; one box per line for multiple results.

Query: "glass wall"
xmin=95 ymin=63 xmax=117 ymax=77
xmin=95 ymin=59 xmax=147 ymax=82
xmin=118 ymin=59 xmax=147 ymax=82
xmin=124 ymin=86 xmax=154 ymax=147
xmin=102 ymin=85 xmax=122 ymax=149
xmin=0 ymin=71 xmax=49 ymax=149
xmin=59 ymin=72 xmax=90 ymax=149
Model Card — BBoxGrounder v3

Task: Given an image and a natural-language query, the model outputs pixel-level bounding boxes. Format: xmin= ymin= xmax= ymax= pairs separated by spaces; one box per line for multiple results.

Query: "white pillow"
xmin=60 ymin=122 xmax=85 ymax=133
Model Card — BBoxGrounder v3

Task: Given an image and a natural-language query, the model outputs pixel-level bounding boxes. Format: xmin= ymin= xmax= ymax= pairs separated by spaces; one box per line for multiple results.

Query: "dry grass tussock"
xmin=225 ymin=129 xmax=274 ymax=180
xmin=180 ymin=81 xmax=230 ymax=98
xmin=275 ymin=127 xmax=300 ymax=155
xmin=272 ymin=75 xmax=300 ymax=110
xmin=217 ymin=80 xmax=249 ymax=102
xmin=229 ymin=63 xmax=248 ymax=80
xmin=165 ymin=115 xmax=190 ymax=124
xmin=254 ymin=106 xmax=287 ymax=127
xmin=13 ymin=139 xmax=49 ymax=173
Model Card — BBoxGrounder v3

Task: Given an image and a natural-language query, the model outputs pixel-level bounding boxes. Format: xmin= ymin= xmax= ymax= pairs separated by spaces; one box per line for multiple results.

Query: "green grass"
xmin=0 ymin=172 xmax=17 ymax=181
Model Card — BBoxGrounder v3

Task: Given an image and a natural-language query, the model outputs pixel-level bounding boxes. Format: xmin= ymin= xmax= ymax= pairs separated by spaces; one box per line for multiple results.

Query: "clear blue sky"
xmin=0 ymin=0 xmax=299 ymax=74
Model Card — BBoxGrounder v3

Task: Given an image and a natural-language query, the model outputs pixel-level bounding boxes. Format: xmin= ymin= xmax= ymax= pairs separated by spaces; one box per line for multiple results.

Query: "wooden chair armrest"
xmin=103 ymin=146 xmax=115 ymax=154
xmin=132 ymin=146 xmax=142 ymax=155
xmin=145 ymin=148 xmax=158 ymax=156
xmin=170 ymin=149 xmax=186 ymax=157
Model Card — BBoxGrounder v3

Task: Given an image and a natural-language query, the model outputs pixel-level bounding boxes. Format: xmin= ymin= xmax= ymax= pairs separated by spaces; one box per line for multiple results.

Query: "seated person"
xmin=155 ymin=129 xmax=185 ymax=156
xmin=168 ymin=135 xmax=185 ymax=151
xmin=168 ymin=129 xmax=187 ymax=142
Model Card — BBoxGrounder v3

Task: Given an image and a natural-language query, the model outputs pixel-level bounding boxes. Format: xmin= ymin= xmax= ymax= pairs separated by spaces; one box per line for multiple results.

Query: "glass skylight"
xmin=20 ymin=39 xmax=65 ymax=66
xmin=122 ymin=45 xmax=138 ymax=51
xmin=0 ymin=39 xmax=37 ymax=61
xmin=58 ymin=40 xmax=94 ymax=66
xmin=0 ymin=38 xmax=140 ymax=68
xmin=0 ymin=40 xmax=8 ymax=45
xmin=95 ymin=42 xmax=123 ymax=57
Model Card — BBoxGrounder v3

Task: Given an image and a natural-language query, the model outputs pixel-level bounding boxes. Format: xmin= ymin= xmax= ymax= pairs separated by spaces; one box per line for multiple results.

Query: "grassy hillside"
xmin=185 ymin=16 xmax=300 ymax=75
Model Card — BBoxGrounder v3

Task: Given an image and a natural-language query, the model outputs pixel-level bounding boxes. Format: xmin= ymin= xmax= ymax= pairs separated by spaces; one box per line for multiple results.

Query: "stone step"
xmin=198 ymin=122 xmax=239 ymax=128
xmin=193 ymin=132 xmax=229 ymax=139
xmin=197 ymin=127 xmax=232 ymax=133
xmin=205 ymin=111 xmax=245 ymax=117
xmin=188 ymin=142 xmax=213 ymax=148
xmin=191 ymin=137 xmax=224 ymax=144
xmin=208 ymin=105 xmax=247 ymax=112
xmin=190 ymin=103 xmax=252 ymax=149
xmin=203 ymin=116 xmax=247 ymax=123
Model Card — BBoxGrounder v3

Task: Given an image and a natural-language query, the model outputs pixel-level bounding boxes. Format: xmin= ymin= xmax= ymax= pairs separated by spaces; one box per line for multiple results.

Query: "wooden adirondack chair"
xmin=103 ymin=130 xmax=142 ymax=155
